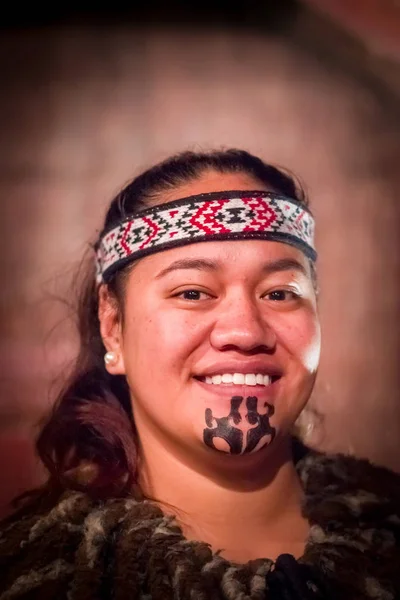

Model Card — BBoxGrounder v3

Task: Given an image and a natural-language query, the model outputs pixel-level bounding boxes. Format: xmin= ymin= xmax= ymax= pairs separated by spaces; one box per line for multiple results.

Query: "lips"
xmin=194 ymin=360 xmax=282 ymax=381
xmin=193 ymin=360 xmax=282 ymax=396
xmin=193 ymin=377 xmax=280 ymax=402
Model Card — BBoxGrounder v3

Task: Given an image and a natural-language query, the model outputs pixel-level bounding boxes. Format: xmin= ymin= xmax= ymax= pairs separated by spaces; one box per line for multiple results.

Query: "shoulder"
xmin=297 ymin=450 xmax=400 ymax=598
xmin=297 ymin=449 xmax=400 ymax=521
xmin=0 ymin=490 xmax=135 ymax=599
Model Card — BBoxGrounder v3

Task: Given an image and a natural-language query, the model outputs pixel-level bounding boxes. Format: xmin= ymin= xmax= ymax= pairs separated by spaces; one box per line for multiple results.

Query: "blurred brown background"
xmin=0 ymin=0 xmax=399 ymax=516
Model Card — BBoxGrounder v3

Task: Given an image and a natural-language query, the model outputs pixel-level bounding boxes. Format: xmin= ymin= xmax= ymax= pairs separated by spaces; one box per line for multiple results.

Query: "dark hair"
xmin=32 ymin=149 xmax=310 ymax=503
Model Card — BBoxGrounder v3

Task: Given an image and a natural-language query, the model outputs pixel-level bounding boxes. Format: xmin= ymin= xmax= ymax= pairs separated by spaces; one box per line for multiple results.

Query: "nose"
xmin=209 ymin=292 xmax=276 ymax=353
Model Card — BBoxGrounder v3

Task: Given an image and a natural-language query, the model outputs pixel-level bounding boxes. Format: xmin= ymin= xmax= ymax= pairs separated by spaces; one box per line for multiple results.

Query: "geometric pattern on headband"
xmin=95 ymin=190 xmax=316 ymax=283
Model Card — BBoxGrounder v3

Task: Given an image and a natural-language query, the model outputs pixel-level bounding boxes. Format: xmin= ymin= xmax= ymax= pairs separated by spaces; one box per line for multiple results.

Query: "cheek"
xmin=149 ymin=313 xmax=205 ymax=355
xmin=123 ymin=310 xmax=206 ymax=376
xmin=276 ymin=314 xmax=321 ymax=374
xmin=301 ymin=321 xmax=321 ymax=374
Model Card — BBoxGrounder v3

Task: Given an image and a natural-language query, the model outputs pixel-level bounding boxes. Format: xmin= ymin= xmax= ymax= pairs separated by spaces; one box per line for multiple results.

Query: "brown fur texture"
xmin=0 ymin=450 xmax=399 ymax=599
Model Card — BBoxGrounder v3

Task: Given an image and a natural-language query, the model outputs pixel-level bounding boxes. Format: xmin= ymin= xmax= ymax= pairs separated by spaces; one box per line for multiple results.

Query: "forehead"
xmin=130 ymin=239 xmax=312 ymax=281
xmin=152 ymin=170 xmax=274 ymax=205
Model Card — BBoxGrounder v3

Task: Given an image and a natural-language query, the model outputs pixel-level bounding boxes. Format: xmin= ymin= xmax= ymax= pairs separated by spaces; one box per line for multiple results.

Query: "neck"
xmin=137 ymin=431 xmax=309 ymax=563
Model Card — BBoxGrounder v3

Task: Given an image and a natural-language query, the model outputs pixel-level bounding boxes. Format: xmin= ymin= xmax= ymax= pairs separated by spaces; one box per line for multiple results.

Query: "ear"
xmin=98 ymin=284 xmax=126 ymax=375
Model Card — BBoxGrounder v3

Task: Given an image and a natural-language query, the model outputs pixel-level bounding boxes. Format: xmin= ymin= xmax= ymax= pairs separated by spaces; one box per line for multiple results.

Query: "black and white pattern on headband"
xmin=95 ymin=190 xmax=316 ymax=283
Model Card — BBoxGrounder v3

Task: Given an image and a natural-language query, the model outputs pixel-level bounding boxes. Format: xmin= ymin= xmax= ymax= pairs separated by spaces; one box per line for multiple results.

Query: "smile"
xmin=197 ymin=373 xmax=272 ymax=386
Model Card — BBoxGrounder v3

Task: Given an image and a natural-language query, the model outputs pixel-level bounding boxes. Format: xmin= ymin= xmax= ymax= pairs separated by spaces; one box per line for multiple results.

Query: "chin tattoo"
xmin=203 ymin=396 xmax=276 ymax=455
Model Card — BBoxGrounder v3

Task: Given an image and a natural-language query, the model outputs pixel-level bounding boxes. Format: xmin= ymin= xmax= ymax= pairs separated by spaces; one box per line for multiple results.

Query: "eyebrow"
xmin=155 ymin=256 xmax=308 ymax=279
xmin=261 ymin=258 xmax=308 ymax=277
xmin=155 ymin=259 xmax=219 ymax=279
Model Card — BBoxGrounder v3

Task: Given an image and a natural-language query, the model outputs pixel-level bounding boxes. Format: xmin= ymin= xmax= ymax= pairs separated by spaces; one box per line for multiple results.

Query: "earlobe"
xmin=98 ymin=284 xmax=126 ymax=375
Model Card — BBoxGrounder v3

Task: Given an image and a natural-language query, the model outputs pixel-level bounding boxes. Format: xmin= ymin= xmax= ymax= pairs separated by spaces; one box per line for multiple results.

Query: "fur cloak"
xmin=0 ymin=450 xmax=399 ymax=599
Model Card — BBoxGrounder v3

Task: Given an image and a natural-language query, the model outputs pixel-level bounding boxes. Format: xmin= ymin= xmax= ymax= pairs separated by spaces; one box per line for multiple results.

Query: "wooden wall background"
xmin=0 ymin=3 xmax=399 ymax=515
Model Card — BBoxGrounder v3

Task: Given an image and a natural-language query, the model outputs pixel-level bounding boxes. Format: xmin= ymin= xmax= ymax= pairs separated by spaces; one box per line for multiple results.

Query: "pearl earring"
xmin=104 ymin=351 xmax=117 ymax=366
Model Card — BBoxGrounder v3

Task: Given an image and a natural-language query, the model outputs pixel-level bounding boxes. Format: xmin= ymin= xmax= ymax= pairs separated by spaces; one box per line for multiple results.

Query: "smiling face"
xmin=100 ymin=172 xmax=320 ymax=464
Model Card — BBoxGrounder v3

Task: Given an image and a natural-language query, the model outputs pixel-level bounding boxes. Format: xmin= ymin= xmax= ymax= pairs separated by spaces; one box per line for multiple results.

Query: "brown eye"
xmin=267 ymin=290 xmax=297 ymax=302
xmin=176 ymin=289 xmax=213 ymax=301
xmin=181 ymin=290 xmax=202 ymax=300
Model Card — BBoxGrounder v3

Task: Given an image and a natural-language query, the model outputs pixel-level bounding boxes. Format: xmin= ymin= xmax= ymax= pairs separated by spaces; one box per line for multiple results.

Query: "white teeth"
xmin=245 ymin=374 xmax=257 ymax=386
xmin=221 ymin=374 xmax=233 ymax=384
xmin=201 ymin=373 xmax=273 ymax=386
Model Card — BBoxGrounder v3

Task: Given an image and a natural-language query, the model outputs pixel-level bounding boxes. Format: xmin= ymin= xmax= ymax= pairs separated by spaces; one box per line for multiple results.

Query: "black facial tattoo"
xmin=203 ymin=396 xmax=276 ymax=455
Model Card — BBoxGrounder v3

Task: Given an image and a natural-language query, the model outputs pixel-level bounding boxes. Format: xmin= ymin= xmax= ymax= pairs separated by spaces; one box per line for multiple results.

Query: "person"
xmin=0 ymin=149 xmax=399 ymax=600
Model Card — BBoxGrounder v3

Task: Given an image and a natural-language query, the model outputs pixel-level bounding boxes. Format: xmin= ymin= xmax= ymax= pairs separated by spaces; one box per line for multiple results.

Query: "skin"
xmin=99 ymin=171 xmax=321 ymax=563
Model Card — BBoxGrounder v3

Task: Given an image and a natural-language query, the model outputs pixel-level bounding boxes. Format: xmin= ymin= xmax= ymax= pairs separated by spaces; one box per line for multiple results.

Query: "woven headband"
xmin=95 ymin=190 xmax=316 ymax=283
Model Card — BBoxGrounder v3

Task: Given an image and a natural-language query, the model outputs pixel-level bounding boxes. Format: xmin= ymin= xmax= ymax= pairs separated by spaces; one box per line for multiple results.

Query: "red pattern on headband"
xmin=241 ymin=197 xmax=277 ymax=231
xmin=95 ymin=191 xmax=316 ymax=283
xmin=190 ymin=200 xmax=230 ymax=235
